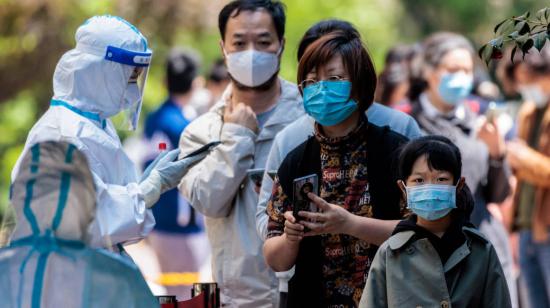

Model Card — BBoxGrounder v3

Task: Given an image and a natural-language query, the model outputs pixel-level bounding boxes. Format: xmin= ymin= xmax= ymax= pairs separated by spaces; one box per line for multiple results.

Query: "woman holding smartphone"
xmin=263 ymin=28 xmax=408 ymax=307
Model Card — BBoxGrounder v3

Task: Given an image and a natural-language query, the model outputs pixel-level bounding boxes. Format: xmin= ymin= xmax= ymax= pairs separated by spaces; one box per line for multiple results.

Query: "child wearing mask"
xmin=360 ymin=135 xmax=511 ymax=308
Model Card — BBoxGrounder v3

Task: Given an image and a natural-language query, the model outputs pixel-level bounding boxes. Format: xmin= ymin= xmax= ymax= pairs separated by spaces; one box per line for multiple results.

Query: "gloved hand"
xmin=140 ymin=149 xmax=170 ymax=182
xmin=139 ymin=148 xmax=209 ymax=208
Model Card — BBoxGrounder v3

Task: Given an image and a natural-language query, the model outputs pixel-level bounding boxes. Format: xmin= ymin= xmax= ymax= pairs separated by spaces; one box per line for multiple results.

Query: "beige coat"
xmin=360 ymin=226 xmax=511 ymax=308
xmin=177 ymin=78 xmax=304 ymax=308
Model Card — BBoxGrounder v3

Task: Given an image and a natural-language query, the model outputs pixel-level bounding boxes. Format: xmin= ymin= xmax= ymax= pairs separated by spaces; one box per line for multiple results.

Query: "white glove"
xmin=139 ymin=148 xmax=208 ymax=208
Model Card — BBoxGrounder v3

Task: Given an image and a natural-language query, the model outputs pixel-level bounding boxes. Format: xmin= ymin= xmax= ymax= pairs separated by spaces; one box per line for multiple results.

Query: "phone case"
xmin=293 ymin=174 xmax=319 ymax=221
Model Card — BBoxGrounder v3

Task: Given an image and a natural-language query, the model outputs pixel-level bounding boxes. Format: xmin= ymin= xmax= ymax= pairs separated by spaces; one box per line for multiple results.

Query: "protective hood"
xmin=10 ymin=141 xmax=96 ymax=243
xmin=52 ymin=15 xmax=151 ymax=120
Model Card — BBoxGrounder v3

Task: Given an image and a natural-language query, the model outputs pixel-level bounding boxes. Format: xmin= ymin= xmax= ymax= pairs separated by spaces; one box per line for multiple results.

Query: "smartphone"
xmin=182 ymin=141 xmax=221 ymax=159
xmin=293 ymin=174 xmax=319 ymax=222
xmin=486 ymin=101 xmax=499 ymax=123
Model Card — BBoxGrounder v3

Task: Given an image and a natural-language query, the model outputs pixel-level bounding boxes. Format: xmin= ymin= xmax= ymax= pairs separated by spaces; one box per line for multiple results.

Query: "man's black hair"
xmin=166 ymin=49 xmax=198 ymax=95
xmin=218 ymin=0 xmax=286 ymax=41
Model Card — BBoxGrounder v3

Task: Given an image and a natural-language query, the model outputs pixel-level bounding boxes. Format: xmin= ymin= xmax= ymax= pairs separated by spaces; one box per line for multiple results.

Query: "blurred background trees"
xmin=0 ymin=0 xmax=547 ymax=225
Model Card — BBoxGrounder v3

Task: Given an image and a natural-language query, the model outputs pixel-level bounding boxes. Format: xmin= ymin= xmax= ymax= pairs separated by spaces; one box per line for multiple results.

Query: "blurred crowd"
xmin=1 ymin=1 xmax=549 ymax=308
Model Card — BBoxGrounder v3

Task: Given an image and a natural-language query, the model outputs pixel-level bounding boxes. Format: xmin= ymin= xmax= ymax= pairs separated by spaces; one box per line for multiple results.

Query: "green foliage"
xmin=479 ymin=7 xmax=549 ymax=65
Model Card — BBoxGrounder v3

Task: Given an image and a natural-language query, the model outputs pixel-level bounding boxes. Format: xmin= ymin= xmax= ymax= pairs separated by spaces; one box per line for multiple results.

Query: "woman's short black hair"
xmin=218 ymin=0 xmax=286 ymax=41
xmin=398 ymin=135 xmax=462 ymax=185
xmin=296 ymin=19 xmax=360 ymax=62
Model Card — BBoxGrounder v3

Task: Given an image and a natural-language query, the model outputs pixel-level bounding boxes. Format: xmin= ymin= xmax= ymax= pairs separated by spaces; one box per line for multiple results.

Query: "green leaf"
xmin=516 ymin=33 xmax=529 ymax=44
xmin=537 ymin=7 xmax=550 ymax=23
xmin=515 ymin=21 xmax=530 ymax=35
xmin=508 ymin=31 xmax=520 ymax=40
xmin=478 ymin=44 xmax=493 ymax=65
xmin=516 ymin=11 xmax=530 ymax=21
xmin=497 ymin=19 xmax=515 ymax=36
xmin=521 ymin=38 xmax=534 ymax=55
xmin=489 ymin=37 xmax=504 ymax=48
xmin=533 ymin=31 xmax=548 ymax=51
xmin=494 ymin=18 xmax=509 ymax=34
xmin=536 ymin=8 xmax=548 ymax=23
xmin=511 ymin=46 xmax=518 ymax=64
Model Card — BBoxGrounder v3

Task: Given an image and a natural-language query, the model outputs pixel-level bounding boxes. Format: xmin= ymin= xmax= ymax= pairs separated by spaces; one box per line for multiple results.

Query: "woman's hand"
xmin=298 ymin=193 xmax=352 ymax=236
xmin=283 ymin=211 xmax=304 ymax=243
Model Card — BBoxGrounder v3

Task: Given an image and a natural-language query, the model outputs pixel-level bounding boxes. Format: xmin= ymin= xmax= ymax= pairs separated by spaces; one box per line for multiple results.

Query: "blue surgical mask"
xmin=438 ymin=72 xmax=473 ymax=106
xmin=303 ymin=81 xmax=358 ymax=126
xmin=406 ymin=184 xmax=457 ymax=221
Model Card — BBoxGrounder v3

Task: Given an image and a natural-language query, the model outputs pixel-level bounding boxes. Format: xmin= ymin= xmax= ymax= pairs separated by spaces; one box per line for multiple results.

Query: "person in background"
xmin=10 ymin=15 xmax=206 ymax=252
xmin=375 ymin=63 xmax=410 ymax=110
xmin=407 ymin=31 xmax=516 ymax=307
xmin=143 ymin=48 xmax=209 ymax=300
xmin=0 ymin=141 xmax=157 ymax=307
xmin=205 ymin=58 xmax=231 ymax=111
xmin=263 ymin=28 xmax=409 ymax=307
xmin=504 ymin=45 xmax=550 ymax=308
xmin=177 ymin=1 xmax=304 ymax=306
xmin=188 ymin=58 xmax=231 ymax=116
xmin=255 ymin=19 xmax=421 ymax=307
xmin=361 ymin=136 xmax=511 ymax=308
xmin=375 ymin=44 xmax=419 ymax=112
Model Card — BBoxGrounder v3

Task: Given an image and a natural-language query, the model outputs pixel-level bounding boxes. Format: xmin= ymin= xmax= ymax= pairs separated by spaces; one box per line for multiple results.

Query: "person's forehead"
xmin=307 ymin=55 xmax=345 ymax=75
xmin=225 ymin=9 xmax=278 ymax=39
xmin=439 ymin=49 xmax=473 ymax=68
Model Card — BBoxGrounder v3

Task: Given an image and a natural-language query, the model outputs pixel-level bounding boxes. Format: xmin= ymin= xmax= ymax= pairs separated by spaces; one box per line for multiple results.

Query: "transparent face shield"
xmin=104 ymin=45 xmax=152 ymax=130
xmin=122 ymin=65 xmax=150 ymax=130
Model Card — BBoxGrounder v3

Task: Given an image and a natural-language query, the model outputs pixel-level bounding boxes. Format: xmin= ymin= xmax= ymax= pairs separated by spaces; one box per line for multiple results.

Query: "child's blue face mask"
xmin=405 ymin=184 xmax=457 ymax=221
xmin=302 ymin=80 xmax=358 ymax=126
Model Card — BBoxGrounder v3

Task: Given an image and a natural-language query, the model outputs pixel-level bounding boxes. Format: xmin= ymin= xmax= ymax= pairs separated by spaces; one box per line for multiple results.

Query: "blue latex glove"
xmin=140 ymin=150 xmax=170 ymax=182
xmin=139 ymin=148 xmax=208 ymax=208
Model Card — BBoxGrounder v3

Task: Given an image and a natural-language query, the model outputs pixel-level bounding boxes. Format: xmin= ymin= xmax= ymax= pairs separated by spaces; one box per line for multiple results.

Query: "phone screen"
xmin=293 ymin=174 xmax=319 ymax=221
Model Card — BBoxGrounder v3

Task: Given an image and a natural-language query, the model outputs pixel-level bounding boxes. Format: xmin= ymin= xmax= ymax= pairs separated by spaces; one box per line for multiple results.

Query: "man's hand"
xmin=223 ymin=101 xmax=258 ymax=133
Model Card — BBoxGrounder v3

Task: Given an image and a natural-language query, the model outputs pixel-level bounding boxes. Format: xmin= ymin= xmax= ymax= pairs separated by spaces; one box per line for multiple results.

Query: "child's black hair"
xmin=398 ymin=135 xmax=462 ymax=184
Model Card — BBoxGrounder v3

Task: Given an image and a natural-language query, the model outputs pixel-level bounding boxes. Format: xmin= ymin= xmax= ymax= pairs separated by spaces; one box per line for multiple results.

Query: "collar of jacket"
xmin=388 ymin=225 xmax=488 ymax=250
xmin=388 ymin=226 xmax=488 ymax=272
xmin=211 ymin=78 xmax=303 ymax=142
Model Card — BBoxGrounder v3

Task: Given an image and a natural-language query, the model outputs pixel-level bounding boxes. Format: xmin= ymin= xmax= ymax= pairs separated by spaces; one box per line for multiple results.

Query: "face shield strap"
xmin=104 ymin=46 xmax=151 ymax=67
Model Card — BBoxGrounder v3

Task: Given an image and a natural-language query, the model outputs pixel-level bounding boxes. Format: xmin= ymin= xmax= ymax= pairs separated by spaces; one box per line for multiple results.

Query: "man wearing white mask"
xmin=177 ymin=1 xmax=303 ymax=307
xmin=11 ymin=15 xmax=207 ymax=251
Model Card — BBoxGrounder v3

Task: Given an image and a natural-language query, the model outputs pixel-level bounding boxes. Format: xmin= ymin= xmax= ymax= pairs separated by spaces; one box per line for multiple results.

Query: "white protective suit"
xmin=11 ymin=16 xmax=155 ymax=248
xmin=0 ymin=141 xmax=158 ymax=308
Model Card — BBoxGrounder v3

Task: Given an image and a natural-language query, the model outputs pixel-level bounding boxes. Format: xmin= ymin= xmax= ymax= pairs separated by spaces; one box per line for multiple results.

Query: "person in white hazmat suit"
xmin=10 ymin=15 xmax=207 ymax=250
xmin=0 ymin=141 xmax=158 ymax=308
